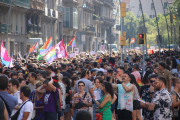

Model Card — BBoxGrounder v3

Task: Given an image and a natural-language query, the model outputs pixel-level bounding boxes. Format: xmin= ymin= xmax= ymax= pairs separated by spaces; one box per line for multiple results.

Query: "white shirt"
xmin=17 ymin=100 xmax=33 ymax=120
xmin=11 ymin=91 xmax=23 ymax=116
xmin=28 ymin=20 xmax=32 ymax=25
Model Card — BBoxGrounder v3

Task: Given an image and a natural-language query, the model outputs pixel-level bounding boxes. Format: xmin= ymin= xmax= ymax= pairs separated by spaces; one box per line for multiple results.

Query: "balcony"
xmin=102 ymin=16 xmax=115 ymax=26
xmin=14 ymin=0 xmax=30 ymax=9
xmin=30 ymin=0 xmax=44 ymax=11
xmin=57 ymin=5 xmax=63 ymax=13
xmin=93 ymin=0 xmax=103 ymax=5
xmin=83 ymin=2 xmax=94 ymax=13
xmin=0 ymin=23 xmax=11 ymax=34
xmin=63 ymin=21 xmax=70 ymax=28
xmin=104 ymin=0 xmax=114 ymax=8
xmin=94 ymin=33 xmax=100 ymax=37
xmin=93 ymin=14 xmax=103 ymax=24
xmin=27 ymin=24 xmax=41 ymax=34
xmin=62 ymin=0 xmax=79 ymax=5
xmin=85 ymin=25 xmax=95 ymax=33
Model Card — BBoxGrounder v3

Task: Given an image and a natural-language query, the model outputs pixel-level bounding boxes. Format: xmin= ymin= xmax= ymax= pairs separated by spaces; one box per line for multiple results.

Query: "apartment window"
xmin=151 ymin=3 xmax=154 ymax=10
xmin=164 ymin=2 xmax=168 ymax=9
xmin=21 ymin=26 xmax=22 ymax=34
xmin=139 ymin=4 xmax=141 ymax=10
xmin=62 ymin=7 xmax=70 ymax=27
xmin=16 ymin=26 xmax=18 ymax=32
xmin=153 ymin=15 xmax=155 ymax=18
xmin=149 ymin=15 xmax=152 ymax=18
xmin=73 ymin=8 xmax=78 ymax=29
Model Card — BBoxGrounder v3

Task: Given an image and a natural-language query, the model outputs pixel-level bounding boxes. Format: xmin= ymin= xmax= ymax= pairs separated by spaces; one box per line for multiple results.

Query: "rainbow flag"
xmin=44 ymin=46 xmax=57 ymax=64
xmin=96 ymin=57 xmax=102 ymax=63
xmin=68 ymin=37 xmax=76 ymax=47
xmin=29 ymin=41 xmax=38 ymax=55
xmin=1 ymin=41 xmax=11 ymax=66
xmin=138 ymin=98 xmax=145 ymax=103
xmin=37 ymin=37 xmax=52 ymax=61
xmin=137 ymin=78 xmax=142 ymax=87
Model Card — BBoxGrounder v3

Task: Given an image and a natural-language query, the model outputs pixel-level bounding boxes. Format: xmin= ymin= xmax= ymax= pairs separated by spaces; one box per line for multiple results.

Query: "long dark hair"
xmin=142 ymin=70 xmax=153 ymax=84
xmin=172 ymin=58 xmax=177 ymax=69
xmin=71 ymin=76 xmax=79 ymax=87
xmin=103 ymin=82 xmax=114 ymax=98
xmin=130 ymin=74 xmax=140 ymax=94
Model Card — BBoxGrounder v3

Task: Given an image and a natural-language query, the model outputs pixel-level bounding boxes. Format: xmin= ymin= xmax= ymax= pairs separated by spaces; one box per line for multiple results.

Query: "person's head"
xmin=28 ymin=72 xmax=37 ymax=83
xmin=75 ymin=110 xmax=92 ymax=120
xmin=18 ymin=78 xmax=26 ymax=88
xmin=20 ymin=86 xmax=31 ymax=100
xmin=11 ymin=72 xmax=18 ymax=79
xmin=36 ymin=82 xmax=43 ymax=89
xmin=94 ymin=77 xmax=103 ymax=88
xmin=17 ymin=71 xmax=23 ymax=79
xmin=153 ymin=64 xmax=159 ymax=74
xmin=0 ymin=75 xmax=9 ymax=90
xmin=122 ymin=71 xmax=131 ymax=83
xmin=78 ymin=81 xmax=85 ymax=92
xmin=133 ymin=64 xmax=139 ymax=71
xmin=116 ymin=66 xmax=124 ymax=77
xmin=172 ymin=58 xmax=177 ymax=69
xmin=62 ymin=77 xmax=70 ymax=86
xmin=71 ymin=76 xmax=79 ymax=87
xmin=47 ymin=66 xmax=53 ymax=73
xmin=39 ymin=70 xmax=47 ymax=79
xmin=43 ymin=79 xmax=51 ymax=91
xmin=93 ymin=62 xmax=97 ymax=68
xmin=27 ymin=64 xmax=33 ymax=72
xmin=91 ymin=69 xmax=96 ymax=77
xmin=101 ymin=82 xmax=114 ymax=98
xmin=107 ymin=69 xmax=113 ymax=77
xmin=61 ymin=64 xmax=67 ymax=71
xmin=8 ymin=79 xmax=19 ymax=93
xmin=130 ymin=74 xmax=140 ymax=94
xmin=81 ymin=69 xmax=91 ymax=80
xmin=148 ymin=74 xmax=158 ymax=87
xmin=172 ymin=78 xmax=180 ymax=90
xmin=154 ymin=76 xmax=166 ymax=91
xmin=142 ymin=70 xmax=153 ymax=84
xmin=159 ymin=62 xmax=166 ymax=70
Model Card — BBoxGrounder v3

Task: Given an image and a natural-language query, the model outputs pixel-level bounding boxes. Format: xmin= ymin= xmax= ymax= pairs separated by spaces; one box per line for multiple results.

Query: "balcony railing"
xmin=83 ymin=2 xmax=94 ymax=11
xmin=102 ymin=17 xmax=115 ymax=23
xmin=37 ymin=25 xmax=41 ymax=34
xmin=104 ymin=0 xmax=114 ymax=7
xmin=30 ymin=0 xmax=44 ymax=11
xmin=14 ymin=0 xmax=30 ymax=9
xmin=0 ymin=23 xmax=11 ymax=34
xmin=0 ymin=0 xmax=14 ymax=5
xmin=63 ymin=21 xmax=70 ymax=28
xmin=62 ymin=0 xmax=79 ymax=3
xmin=28 ymin=24 xmax=41 ymax=34
xmin=85 ymin=25 xmax=95 ymax=32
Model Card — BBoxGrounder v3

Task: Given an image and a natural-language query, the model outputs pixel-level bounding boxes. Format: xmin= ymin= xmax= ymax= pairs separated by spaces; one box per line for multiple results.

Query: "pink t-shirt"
xmin=131 ymin=71 xmax=141 ymax=81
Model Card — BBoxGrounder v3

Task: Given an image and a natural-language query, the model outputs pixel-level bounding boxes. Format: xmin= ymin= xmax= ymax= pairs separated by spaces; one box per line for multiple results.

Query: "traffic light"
xmin=121 ymin=2 xmax=126 ymax=17
xmin=120 ymin=32 xmax=126 ymax=46
xmin=138 ymin=33 xmax=145 ymax=45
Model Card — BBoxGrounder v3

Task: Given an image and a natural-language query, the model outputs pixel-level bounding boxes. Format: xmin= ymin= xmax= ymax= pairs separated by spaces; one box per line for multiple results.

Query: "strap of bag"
xmin=0 ymin=95 xmax=11 ymax=116
xmin=102 ymin=106 xmax=109 ymax=114
xmin=19 ymin=100 xmax=30 ymax=110
xmin=52 ymin=91 xmax=58 ymax=112
xmin=83 ymin=92 xmax=87 ymax=100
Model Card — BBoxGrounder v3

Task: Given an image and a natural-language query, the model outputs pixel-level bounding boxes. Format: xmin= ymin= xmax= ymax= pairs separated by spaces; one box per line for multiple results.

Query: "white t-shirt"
xmin=17 ymin=100 xmax=33 ymax=120
xmin=11 ymin=91 xmax=23 ymax=116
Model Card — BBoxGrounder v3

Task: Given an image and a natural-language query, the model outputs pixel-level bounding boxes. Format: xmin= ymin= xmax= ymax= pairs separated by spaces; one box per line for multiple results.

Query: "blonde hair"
xmin=58 ymin=73 xmax=63 ymax=81
xmin=124 ymin=63 xmax=129 ymax=71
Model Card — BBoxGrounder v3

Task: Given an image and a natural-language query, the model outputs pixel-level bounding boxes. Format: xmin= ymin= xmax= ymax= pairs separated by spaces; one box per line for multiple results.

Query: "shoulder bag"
xmin=52 ymin=90 xmax=61 ymax=113
xmin=0 ymin=95 xmax=11 ymax=116
xmin=95 ymin=106 xmax=109 ymax=120
xmin=75 ymin=92 xmax=87 ymax=109
xmin=11 ymin=100 xmax=30 ymax=120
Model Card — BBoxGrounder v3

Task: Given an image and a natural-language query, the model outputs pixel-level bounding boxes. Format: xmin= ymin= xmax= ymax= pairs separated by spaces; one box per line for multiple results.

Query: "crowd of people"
xmin=0 ymin=50 xmax=180 ymax=120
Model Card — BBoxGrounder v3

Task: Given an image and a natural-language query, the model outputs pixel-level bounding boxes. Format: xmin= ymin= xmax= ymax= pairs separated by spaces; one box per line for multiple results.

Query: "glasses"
xmin=8 ymin=85 xmax=12 ymax=87
xmin=150 ymin=80 xmax=155 ymax=83
xmin=78 ymin=85 xmax=84 ymax=87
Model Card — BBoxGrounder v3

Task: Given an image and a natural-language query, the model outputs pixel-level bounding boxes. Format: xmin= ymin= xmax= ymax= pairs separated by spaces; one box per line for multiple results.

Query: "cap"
xmin=91 ymin=69 xmax=96 ymax=73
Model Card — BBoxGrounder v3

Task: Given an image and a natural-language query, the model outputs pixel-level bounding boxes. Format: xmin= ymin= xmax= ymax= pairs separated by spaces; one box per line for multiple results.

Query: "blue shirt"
xmin=94 ymin=88 xmax=102 ymax=99
xmin=176 ymin=59 xmax=180 ymax=65
xmin=0 ymin=91 xmax=18 ymax=117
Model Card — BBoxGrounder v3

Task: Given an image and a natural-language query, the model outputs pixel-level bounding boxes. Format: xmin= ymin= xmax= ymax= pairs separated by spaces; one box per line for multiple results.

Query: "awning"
xmin=27 ymin=38 xmax=43 ymax=45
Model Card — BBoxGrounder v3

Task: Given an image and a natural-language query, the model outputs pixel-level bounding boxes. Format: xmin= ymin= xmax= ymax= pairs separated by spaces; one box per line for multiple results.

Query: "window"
xmin=149 ymin=15 xmax=152 ymax=18
xmin=151 ymin=3 xmax=154 ymax=10
xmin=139 ymin=4 xmax=141 ymax=10
xmin=164 ymin=2 xmax=168 ymax=9
xmin=153 ymin=15 xmax=155 ymax=18
xmin=62 ymin=7 xmax=70 ymax=27
xmin=73 ymin=8 xmax=78 ymax=29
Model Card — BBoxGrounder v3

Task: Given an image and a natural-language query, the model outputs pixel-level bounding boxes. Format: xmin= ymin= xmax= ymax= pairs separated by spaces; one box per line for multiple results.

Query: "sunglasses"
xmin=78 ymin=85 xmax=84 ymax=87
xmin=150 ymin=80 xmax=155 ymax=83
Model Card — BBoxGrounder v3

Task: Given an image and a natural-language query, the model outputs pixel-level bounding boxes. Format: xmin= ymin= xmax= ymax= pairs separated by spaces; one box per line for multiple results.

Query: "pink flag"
xmin=56 ymin=40 xmax=68 ymax=58
xmin=1 ymin=41 xmax=11 ymax=66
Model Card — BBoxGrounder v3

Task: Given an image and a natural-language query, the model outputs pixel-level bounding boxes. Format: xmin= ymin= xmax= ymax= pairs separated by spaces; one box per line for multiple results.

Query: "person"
xmin=29 ymin=82 xmax=45 ymax=120
xmin=28 ymin=72 xmax=38 ymax=92
xmin=11 ymin=72 xmax=18 ymax=79
xmin=75 ymin=110 xmax=92 ymax=120
xmin=171 ymin=58 xmax=178 ymax=78
xmin=8 ymin=79 xmax=23 ymax=117
xmin=17 ymin=71 xmax=24 ymax=79
xmin=18 ymin=78 xmax=26 ymax=90
xmin=93 ymin=77 xmax=103 ymax=120
xmin=0 ymin=75 xmax=18 ymax=117
xmin=111 ymin=72 xmax=134 ymax=120
xmin=141 ymin=74 xmax=158 ymax=120
xmin=171 ymin=78 xmax=180 ymax=120
xmin=74 ymin=70 xmax=93 ymax=95
xmin=37 ymin=78 xmax=60 ymax=120
xmin=61 ymin=64 xmax=71 ymax=79
xmin=130 ymin=74 xmax=142 ymax=120
xmin=157 ymin=62 xmax=172 ymax=92
xmin=94 ymin=82 xmax=113 ymax=120
xmin=17 ymin=86 xmax=33 ymax=120
xmin=0 ymin=99 xmax=9 ymax=120
xmin=47 ymin=66 xmax=55 ymax=77
xmin=146 ymin=76 xmax=172 ymax=120
xmin=39 ymin=70 xmax=47 ymax=82
xmin=72 ymin=81 xmax=92 ymax=120
xmin=131 ymin=64 xmax=141 ymax=82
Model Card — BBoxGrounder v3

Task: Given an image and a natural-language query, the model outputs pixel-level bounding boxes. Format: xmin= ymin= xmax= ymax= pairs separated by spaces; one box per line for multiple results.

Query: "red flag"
xmin=58 ymin=40 xmax=68 ymax=58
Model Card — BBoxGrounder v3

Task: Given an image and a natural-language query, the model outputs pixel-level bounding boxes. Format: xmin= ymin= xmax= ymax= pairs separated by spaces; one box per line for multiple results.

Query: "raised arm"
xmin=48 ymin=78 xmax=56 ymax=92
xmin=36 ymin=85 xmax=46 ymax=94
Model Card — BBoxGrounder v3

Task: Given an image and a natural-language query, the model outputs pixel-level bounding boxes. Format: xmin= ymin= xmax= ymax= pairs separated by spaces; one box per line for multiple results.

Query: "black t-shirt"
xmin=140 ymin=85 xmax=150 ymax=97
xmin=61 ymin=72 xmax=71 ymax=79
xmin=65 ymin=85 xmax=71 ymax=104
